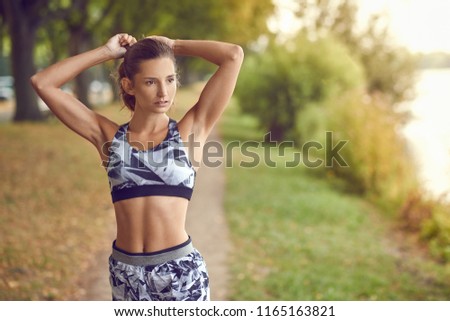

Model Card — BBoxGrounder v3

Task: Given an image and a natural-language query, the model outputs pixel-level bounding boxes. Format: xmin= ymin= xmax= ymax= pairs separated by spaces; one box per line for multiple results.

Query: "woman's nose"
xmin=158 ymin=84 xmax=167 ymax=97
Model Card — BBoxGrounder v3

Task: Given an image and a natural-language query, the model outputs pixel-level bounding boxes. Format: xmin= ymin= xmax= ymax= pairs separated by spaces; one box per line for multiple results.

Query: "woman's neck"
xmin=128 ymin=110 xmax=169 ymax=134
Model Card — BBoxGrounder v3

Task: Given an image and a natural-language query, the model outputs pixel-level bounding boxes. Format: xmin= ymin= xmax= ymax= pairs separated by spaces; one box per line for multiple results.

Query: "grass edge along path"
xmin=220 ymin=105 xmax=450 ymax=300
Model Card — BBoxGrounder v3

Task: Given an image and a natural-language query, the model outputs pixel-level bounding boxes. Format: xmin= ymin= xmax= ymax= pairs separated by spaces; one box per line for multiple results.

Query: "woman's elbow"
xmin=30 ymin=73 xmax=47 ymax=93
xmin=30 ymin=74 xmax=41 ymax=91
xmin=230 ymin=45 xmax=244 ymax=63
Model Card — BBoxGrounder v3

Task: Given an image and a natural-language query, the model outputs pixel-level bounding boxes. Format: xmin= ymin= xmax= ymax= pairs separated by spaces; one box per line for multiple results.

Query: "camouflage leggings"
xmin=109 ymin=237 xmax=210 ymax=301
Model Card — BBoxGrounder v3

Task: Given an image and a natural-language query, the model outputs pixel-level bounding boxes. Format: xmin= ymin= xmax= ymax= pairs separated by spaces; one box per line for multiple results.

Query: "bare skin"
xmin=31 ymin=33 xmax=243 ymax=253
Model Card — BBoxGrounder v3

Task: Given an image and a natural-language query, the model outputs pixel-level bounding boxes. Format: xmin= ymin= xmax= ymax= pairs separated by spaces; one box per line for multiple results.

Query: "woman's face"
xmin=129 ymin=57 xmax=177 ymax=114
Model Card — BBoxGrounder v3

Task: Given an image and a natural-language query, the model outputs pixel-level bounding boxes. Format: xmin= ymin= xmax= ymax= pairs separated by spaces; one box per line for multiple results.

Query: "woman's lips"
xmin=154 ymin=100 xmax=170 ymax=107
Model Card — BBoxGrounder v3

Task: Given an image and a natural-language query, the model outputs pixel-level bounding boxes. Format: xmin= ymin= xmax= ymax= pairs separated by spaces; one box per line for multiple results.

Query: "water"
xmin=402 ymin=68 xmax=450 ymax=200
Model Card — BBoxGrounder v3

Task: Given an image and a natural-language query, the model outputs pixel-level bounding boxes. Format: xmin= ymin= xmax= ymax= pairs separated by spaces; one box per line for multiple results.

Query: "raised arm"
xmin=30 ymin=34 xmax=136 ymax=149
xmin=151 ymin=37 xmax=244 ymax=142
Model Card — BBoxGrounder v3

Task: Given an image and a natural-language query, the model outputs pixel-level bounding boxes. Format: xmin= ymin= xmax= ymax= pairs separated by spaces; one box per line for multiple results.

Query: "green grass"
xmin=220 ymin=104 xmax=450 ymax=300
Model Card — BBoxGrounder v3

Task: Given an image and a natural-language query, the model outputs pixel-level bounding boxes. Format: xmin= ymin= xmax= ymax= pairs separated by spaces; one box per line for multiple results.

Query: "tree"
xmin=356 ymin=15 xmax=417 ymax=104
xmin=35 ymin=0 xmax=116 ymax=107
xmin=1 ymin=0 xmax=47 ymax=121
xmin=236 ymin=34 xmax=364 ymax=142
xmin=294 ymin=0 xmax=417 ymax=104
xmin=97 ymin=0 xmax=275 ymax=83
xmin=0 ymin=0 xmax=100 ymax=119
xmin=66 ymin=0 xmax=93 ymax=106
xmin=2 ymin=0 xmax=275 ymax=121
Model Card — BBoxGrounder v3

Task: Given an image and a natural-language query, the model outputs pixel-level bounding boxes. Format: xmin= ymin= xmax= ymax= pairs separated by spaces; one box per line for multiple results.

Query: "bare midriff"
xmin=113 ymin=195 xmax=190 ymax=253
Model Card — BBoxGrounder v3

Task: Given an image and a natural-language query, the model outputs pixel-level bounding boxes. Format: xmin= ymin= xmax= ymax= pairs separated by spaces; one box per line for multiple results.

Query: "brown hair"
xmin=117 ymin=38 xmax=176 ymax=111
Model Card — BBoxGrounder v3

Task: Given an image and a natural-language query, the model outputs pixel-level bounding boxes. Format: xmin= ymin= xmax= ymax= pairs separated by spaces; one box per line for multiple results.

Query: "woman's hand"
xmin=104 ymin=33 xmax=137 ymax=59
xmin=146 ymin=35 xmax=175 ymax=49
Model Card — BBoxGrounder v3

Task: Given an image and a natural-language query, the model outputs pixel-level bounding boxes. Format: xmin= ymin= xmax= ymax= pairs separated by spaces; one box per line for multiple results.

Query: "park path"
xmin=78 ymin=128 xmax=231 ymax=301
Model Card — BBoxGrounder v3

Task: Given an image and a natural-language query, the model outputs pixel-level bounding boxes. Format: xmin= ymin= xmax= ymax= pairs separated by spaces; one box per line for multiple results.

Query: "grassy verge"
xmin=0 ymin=117 xmax=112 ymax=300
xmin=0 ymin=84 xmax=201 ymax=300
xmin=220 ymin=103 xmax=450 ymax=300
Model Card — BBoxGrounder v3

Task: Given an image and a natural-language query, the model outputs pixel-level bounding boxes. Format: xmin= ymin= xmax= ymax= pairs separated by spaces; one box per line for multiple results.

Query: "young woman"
xmin=30 ymin=33 xmax=244 ymax=301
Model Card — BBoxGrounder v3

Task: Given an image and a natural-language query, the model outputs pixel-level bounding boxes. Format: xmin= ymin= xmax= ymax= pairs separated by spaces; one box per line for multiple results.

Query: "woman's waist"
xmin=115 ymin=228 xmax=189 ymax=254
xmin=111 ymin=235 xmax=194 ymax=266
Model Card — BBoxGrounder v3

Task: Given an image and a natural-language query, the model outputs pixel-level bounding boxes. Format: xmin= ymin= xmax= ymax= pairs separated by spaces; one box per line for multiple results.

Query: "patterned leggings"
xmin=109 ymin=237 xmax=210 ymax=301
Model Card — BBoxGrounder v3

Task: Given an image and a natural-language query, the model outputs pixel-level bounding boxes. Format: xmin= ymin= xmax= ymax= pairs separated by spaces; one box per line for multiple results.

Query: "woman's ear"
xmin=120 ymin=77 xmax=135 ymax=95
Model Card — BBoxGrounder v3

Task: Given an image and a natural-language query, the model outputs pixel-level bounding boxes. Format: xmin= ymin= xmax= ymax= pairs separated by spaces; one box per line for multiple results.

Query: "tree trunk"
xmin=268 ymin=123 xmax=285 ymax=143
xmin=4 ymin=0 xmax=43 ymax=121
xmin=69 ymin=26 xmax=92 ymax=108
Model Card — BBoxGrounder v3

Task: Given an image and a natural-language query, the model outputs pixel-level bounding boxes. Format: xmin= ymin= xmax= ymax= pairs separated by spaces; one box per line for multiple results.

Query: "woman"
xmin=31 ymin=33 xmax=244 ymax=301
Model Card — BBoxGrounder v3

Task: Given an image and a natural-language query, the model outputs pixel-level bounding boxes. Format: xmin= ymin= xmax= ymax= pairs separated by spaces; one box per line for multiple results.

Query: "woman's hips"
xmin=111 ymin=236 xmax=194 ymax=266
xmin=109 ymin=236 xmax=210 ymax=301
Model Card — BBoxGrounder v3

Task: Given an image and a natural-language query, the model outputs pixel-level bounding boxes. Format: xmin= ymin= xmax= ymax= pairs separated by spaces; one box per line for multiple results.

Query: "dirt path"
xmin=185 ymin=129 xmax=231 ymax=301
xmin=77 ymin=128 xmax=231 ymax=301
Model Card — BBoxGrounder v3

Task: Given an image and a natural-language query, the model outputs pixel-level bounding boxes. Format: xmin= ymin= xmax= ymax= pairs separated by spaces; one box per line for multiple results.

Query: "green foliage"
xmin=291 ymin=0 xmax=448 ymax=266
xmin=299 ymin=90 xmax=418 ymax=209
xmin=399 ymin=191 xmax=450 ymax=263
xmin=294 ymin=0 xmax=418 ymax=104
xmin=358 ymin=38 xmax=418 ymax=103
xmin=145 ymin=0 xmax=274 ymax=44
xmin=34 ymin=0 xmax=275 ymax=85
xmin=421 ymin=202 xmax=450 ymax=263
xmin=235 ymin=34 xmax=363 ymax=141
xmin=18 ymin=0 xmax=275 ymax=67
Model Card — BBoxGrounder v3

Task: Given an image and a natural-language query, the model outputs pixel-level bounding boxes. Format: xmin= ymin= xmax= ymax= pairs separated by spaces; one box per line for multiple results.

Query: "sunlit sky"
xmin=270 ymin=0 xmax=450 ymax=53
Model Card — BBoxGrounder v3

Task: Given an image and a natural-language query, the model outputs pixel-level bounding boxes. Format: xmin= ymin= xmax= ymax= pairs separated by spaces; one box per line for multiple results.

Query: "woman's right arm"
xmin=30 ymin=34 xmax=136 ymax=148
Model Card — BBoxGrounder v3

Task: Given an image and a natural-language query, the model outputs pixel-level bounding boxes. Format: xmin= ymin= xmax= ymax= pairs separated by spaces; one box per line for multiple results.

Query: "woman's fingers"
xmin=118 ymin=33 xmax=136 ymax=47
xmin=130 ymin=36 xmax=137 ymax=45
xmin=104 ymin=33 xmax=136 ymax=59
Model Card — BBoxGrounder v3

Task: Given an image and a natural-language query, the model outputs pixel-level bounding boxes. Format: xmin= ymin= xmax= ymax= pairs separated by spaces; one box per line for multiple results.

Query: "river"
xmin=402 ymin=68 xmax=450 ymax=200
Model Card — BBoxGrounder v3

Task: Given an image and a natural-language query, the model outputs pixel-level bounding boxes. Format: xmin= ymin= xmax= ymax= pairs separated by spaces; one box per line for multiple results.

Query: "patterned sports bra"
xmin=106 ymin=118 xmax=196 ymax=203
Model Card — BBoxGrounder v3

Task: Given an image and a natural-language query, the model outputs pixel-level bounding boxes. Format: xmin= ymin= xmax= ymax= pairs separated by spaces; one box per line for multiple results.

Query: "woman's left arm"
xmin=173 ymin=39 xmax=244 ymax=141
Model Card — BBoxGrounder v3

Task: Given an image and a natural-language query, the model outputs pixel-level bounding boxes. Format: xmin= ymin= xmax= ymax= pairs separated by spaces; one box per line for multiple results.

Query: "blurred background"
xmin=0 ymin=0 xmax=449 ymax=300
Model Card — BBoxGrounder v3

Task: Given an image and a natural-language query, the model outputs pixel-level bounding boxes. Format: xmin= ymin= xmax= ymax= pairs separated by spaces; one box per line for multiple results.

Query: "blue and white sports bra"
xmin=106 ymin=118 xmax=196 ymax=203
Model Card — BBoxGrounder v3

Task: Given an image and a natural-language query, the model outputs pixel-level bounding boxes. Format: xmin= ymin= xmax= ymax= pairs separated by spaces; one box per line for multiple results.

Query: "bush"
xmin=421 ymin=200 xmax=450 ymax=263
xmin=399 ymin=191 xmax=434 ymax=232
xmin=298 ymin=90 xmax=450 ymax=262
xmin=401 ymin=191 xmax=450 ymax=263
xmin=299 ymin=90 xmax=418 ymax=210
xmin=236 ymin=34 xmax=363 ymax=142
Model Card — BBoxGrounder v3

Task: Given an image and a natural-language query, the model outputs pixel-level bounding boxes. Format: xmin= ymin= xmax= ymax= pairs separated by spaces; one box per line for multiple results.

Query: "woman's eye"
xmin=168 ymin=78 xmax=175 ymax=83
xmin=145 ymin=80 xmax=155 ymax=85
